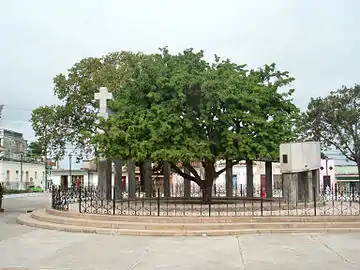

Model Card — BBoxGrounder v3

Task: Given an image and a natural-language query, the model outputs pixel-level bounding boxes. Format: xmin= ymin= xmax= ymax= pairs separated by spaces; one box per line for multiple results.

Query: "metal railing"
xmin=51 ymin=185 xmax=360 ymax=217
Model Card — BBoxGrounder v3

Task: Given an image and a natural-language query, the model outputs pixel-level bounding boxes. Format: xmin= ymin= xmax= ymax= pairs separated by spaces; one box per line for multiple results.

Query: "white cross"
xmin=94 ymin=87 xmax=113 ymax=119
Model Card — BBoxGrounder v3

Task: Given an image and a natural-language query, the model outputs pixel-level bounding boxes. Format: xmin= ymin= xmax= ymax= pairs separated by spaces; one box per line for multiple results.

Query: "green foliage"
xmin=27 ymin=140 xmax=43 ymax=156
xmin=95 ymin=48 xmax=299 ymax=187
xmin=0 ymin=105 xmax=4 ymax=120
xmin=301 ymin=84 xmax=360 ymax=165
xmin=31 ymin=52 xmax=140 ymax=160
xmin=31 ymin=47 xmax=299 ymax=192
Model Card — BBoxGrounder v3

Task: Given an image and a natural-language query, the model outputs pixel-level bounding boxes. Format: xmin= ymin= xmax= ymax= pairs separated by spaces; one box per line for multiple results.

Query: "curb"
xmin=3 ymin=193 xmax=48 ymax=199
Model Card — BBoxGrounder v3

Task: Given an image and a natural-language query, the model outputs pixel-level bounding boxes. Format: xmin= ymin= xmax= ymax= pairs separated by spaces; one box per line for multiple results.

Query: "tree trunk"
xmin=201 ymin=161 xmax=216 ymax=203
xmin=201 ymin=184 xmax=212 ymax=203
xmin=143 ymin=160 xmax=152 ymax=198
xmin=163 ymin=161 xmax=171 ymax=197
xmin=183 ymin=167 xmax=191 ymax=197
xmin=246 ymin=160 xmax=253 ymax=198
xmin=139 ymin=162 xmax=145 ymax=192
xmin=225 ymin=159 xmax=233 ymax=197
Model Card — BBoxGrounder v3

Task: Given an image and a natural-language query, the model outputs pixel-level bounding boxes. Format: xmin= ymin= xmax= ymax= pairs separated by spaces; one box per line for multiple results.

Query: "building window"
xmin=6 ymin=170 xmax=10 ymax=181
xmin=26 ymin=171 xmax=29 ymax=182
xmin=16 ymin=170 xmax=19 ymax=180
xmin=34 ymin=171 xmax=37 ymax=180
xmin=282 ymin=154 xmax=288 ymax=164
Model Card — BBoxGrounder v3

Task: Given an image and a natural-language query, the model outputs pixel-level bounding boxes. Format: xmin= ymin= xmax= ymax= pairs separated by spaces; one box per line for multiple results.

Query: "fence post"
xmin=208 ymin=200 xmax=211 ymax=217
xmin=157 ymin=188 xmax=160 ymax=216
xmin=0 ymin=183 xmax=3 ymax=212
xmin=78 ymin=186 xmax=82 ymax=213
xmin=313 ymin=187 xmax=317 ymax=216
xmin=113 ymin=186 xmax=116 ymax=215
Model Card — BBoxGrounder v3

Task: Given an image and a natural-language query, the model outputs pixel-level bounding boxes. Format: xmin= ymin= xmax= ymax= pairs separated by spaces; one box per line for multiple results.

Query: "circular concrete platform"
xmin=16 ymin=208 xmax=360 ymax=236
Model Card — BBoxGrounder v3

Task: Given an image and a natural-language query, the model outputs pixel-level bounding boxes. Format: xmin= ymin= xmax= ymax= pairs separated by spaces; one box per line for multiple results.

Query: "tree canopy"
xmin=31 ymin=47 xmax=299 ymax=199
xmin=94 ymin=48 xmax=299 ymax=195
xmin=300 ymin=84 xmax=360 ymax=174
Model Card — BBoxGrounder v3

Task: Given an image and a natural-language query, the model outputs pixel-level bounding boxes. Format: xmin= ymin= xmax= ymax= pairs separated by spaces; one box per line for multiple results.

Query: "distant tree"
xmin=28 ymin=141 xmax=43 ymax=156
xmin=0 ymin=105 xmax=4 ymax=120
xmin=31 ymin=52 xmax=138 ymax=160
xmin=301 ymin=84 xmax=360 ymax=176
xmin=31 ymin=105 xmax=68 ymax=160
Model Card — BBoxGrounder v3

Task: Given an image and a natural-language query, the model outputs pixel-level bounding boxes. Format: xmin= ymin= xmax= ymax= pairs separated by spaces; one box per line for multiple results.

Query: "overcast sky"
xmin=1 ymin=0 xmax=360 ymax=143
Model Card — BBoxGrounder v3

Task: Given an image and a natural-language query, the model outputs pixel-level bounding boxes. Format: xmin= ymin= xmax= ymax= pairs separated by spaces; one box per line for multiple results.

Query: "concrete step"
xmin=17 ymin=211 xmax=360 ymax=236
xmin=47 ymin=208 xmax=360 ymax=223
xmin=32 ymin=209 xmax=360 ymax=231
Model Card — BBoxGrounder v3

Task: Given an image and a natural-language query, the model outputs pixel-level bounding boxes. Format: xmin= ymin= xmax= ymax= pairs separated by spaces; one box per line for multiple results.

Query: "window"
xmin=34 ymin=171 xmax=37 ymax=179
xmin=6 ymin=170 xmax=10 ymax=181
xmin=26 ymin=171 xmax=29 ymax=182
xmin=16 ymin=170 xmax=19 ymax=180
xmin=282 ymin=154 xmax=288 ymax=164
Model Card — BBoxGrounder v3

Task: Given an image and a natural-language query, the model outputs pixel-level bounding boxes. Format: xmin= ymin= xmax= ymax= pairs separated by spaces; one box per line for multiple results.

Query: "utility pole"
xmin=69 ymin=153 xmax=72 ymax=188
xmin=44 ymin=146 xmax=47 ymax=191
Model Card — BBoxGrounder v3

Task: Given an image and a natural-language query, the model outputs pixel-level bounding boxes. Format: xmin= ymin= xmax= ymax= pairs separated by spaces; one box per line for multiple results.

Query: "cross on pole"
xmin=94 ymin=87 xmax=113 ymax=119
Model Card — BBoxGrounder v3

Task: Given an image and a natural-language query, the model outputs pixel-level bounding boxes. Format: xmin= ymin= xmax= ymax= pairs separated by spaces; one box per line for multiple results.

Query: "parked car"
xmin=29 ymin=186 xmax=44 ymax=193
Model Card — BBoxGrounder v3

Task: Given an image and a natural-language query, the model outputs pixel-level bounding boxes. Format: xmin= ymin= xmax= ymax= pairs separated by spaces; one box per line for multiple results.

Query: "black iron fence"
xmin=51 ymin=185 xmax=360 ymax=217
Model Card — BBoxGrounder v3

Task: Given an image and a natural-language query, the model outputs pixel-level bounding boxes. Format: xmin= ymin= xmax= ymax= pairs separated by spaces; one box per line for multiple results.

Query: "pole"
xmin=313 ymin=187 xmax=317 ymax=216
xmin=20 ymin=152 xmax=23 ymax=189
xmin=69 ymin=154 xmax=72 ymax=189
xmin=44 ymin=147 xmax=47 ymax=191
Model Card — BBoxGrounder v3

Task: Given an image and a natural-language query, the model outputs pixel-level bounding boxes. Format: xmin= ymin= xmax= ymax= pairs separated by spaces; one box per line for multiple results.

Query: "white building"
xmin=320 ymin=158 xmax=336 ymax=190
xmin=0 ymin=128 xmax=55 ymax=190
xmin=172 ymin=160 xmax=282 ymax=195
xmin=51 ymin=167 xmax=131 ymax=189
xmin=0 ymin=159 xmax=46 ymax=190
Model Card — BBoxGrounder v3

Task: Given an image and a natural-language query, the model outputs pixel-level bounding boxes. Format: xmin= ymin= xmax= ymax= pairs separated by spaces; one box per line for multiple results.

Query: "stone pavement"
xmin=1 ymin=195 xmax=360 ymax=269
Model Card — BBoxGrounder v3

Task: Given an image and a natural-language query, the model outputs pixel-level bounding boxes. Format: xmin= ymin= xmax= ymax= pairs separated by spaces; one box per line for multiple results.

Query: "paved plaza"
xmin=1 ymin=195 xmax=360 ymax=269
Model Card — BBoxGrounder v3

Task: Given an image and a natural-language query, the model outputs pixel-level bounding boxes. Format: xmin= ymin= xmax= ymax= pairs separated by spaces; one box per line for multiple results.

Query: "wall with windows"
xmin=0 ymin=160 xmax=45 ymax=189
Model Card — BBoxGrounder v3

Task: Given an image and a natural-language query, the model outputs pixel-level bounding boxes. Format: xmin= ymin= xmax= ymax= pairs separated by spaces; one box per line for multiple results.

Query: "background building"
xmin=335 ymin=165 xmax=360 ymax=191
xmin=0 ymin=128 xmax=54 ymax=190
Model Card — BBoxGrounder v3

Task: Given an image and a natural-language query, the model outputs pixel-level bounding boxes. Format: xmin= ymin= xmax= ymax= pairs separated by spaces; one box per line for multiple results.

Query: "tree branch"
xmin=215 ymin=160 xmax=240 ymax=177
xmin=330 ymin=139 xmax=356 ymax=162
xmin=183 ymin=162 xmax=202 ymax=181
xmin=331 ymin=124 xmax=356 ymax=157
xmin=168 ymin=161 xmax=202 ymax=186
